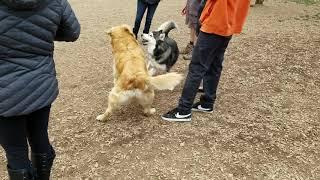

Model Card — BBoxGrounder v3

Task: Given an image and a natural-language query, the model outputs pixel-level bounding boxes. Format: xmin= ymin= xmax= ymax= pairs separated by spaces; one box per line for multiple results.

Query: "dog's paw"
xmin=96 ymin=114 xmax=107 ymax=122
xmin=150 ymin=108 xmax=156 ymax=114
xmin=143 ymin=108 xmax=156 ymax=116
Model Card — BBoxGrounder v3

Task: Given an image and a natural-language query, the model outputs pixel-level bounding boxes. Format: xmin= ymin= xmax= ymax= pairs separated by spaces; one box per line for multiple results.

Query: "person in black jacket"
xmin=0 ymin=0 xmax=80 ymax=179
xmin=132 ymin=0 xmax=161 ymax=39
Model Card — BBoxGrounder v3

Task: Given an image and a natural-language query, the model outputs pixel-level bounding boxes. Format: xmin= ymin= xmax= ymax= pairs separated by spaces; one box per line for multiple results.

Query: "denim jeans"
xmin=178 ymin=32 xmax=232 ymax=113
xmin=0 ymin=106 xmax=53 ymax=169
xmin=133 ymin=0 xmax=159 ymax=37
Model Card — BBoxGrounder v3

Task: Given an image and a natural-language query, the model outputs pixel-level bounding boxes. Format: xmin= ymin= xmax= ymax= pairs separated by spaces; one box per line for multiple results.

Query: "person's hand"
xmin=181 ymin=6 xmax=186 ymax=16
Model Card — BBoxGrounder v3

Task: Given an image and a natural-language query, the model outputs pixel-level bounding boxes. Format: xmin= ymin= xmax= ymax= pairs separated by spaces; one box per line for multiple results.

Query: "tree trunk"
xmin=255 ymin=0 xmax=264 ymax=4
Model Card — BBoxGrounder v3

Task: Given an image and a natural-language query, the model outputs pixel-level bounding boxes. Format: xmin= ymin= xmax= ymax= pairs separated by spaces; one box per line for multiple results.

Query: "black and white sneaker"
xmin=192 ymin=102 xmax=213 ymax=113
xmin=161 ymin=108 xmax=192 ymax=122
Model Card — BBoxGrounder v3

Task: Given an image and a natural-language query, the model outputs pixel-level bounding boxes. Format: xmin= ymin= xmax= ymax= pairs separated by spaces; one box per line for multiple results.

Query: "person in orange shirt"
xmin=162 ymin=0 xmax=250 ymax=122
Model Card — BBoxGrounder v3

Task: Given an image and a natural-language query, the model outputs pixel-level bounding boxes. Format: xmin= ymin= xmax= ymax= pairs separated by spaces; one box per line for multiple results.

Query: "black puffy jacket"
xmin=0 ymin=0 xmax=80 ymax=117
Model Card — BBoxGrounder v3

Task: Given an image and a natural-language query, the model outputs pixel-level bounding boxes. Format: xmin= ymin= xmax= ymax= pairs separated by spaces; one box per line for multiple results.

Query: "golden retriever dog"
xmin=96 ymin=25 xmax=183 ymax=122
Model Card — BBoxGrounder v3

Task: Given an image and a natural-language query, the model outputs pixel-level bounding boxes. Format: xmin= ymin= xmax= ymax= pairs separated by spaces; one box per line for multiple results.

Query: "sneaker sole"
xmin=161 ymin=116 xmax=191 ymax=122
xmin=191 ymin=108 xmax=213 ymax=113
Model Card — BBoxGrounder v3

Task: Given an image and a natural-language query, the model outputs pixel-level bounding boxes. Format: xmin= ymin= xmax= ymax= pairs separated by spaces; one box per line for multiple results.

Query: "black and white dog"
xmin=142 ymin=21 xmax=179 ymax=75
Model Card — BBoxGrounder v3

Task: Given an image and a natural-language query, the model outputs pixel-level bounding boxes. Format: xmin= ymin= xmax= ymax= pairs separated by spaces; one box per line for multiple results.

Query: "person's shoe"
xmin=161 ymin=108 xmax=192 ymax=122
xmin=183 ymin=53 xmax=192 ymax=60
xmin=180 ymin=43 xmax=193 ymax=54
xmin=7 ymin=165 xmax=36 ymax=180
xmin=192 ymin=102 xmax=213 ymax=113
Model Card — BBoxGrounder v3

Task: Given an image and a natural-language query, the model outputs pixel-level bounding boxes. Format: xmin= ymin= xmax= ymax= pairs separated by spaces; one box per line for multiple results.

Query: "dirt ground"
xmin=1 ymin=0 xmax=320 ymax=179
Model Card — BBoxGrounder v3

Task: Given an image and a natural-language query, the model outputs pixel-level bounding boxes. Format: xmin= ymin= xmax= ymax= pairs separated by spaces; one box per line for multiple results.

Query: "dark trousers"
xmin=178 ymin=32 xmax=232 ymax=113
xmin=0 ymin=106 xmax=52 ymax=170
xmin=133 ymin=0 xmax=159 ymax=37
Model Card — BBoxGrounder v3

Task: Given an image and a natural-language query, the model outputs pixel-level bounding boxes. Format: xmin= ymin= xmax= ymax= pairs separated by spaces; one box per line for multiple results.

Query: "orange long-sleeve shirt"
xmin=199 ymin=0 xmax=250 ymax=36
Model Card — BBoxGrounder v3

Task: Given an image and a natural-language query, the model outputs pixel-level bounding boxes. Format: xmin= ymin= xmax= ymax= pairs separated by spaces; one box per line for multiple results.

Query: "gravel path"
xmin=1 ymin=0 xmax=319 ymax=179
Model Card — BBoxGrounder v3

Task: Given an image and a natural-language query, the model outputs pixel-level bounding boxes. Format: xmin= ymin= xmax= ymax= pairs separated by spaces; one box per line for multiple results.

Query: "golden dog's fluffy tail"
xmin=149 ymin=72 xmax=183 ymax=90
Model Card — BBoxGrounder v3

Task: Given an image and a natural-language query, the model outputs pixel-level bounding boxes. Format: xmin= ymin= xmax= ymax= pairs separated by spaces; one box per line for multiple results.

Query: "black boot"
xmin=7 ymin=165 xmax=35 ymax=180
xmin=31 ymin=147 xmax=56 ymax=180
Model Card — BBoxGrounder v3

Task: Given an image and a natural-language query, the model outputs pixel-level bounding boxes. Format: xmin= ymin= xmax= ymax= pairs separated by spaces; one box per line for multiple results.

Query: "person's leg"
xmin=26 ymin=106 xmax=52 ymax=154
xmin=179 ymin=33 xmax=232 ymax=112
xmin=0 ymin=116 xmax=35 ymax=178
xmin=133 ymin=0 xmax=148 ymax=38
xmin=182 ymin=17 xmax=197 ymax=58
xmin=187 ymin=26 xmax=197 ymax=46
xmin=143 ymin=3 xmax=159 ymax=34
xmin=190 ymin=27 xmax=197 ymax=44
xmin=178 ymin=33 xmax=225 ymax=113
xmin=180 ymin=39 xmax=194 ymax=55
xmin=182 ymin=27 xmax=196 ymax=60
xmin=0 ymin=116 xmax=30 ymax=169
xmin=26 ymin=105 xmax=55 ymax=180
xmin=199 ymin=37 xmax=231 ymax=109
xmin=162 ymin=32 xmax=230 ymax=121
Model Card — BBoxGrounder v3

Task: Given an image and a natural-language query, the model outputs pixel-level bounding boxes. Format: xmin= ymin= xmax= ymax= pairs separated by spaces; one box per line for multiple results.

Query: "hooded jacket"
xmin=0 ymin=0 xmax=80 ymax=117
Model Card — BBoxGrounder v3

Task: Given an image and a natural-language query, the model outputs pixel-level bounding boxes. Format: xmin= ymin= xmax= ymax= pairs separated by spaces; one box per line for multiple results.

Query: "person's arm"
xmin=197 ymin=0 xmax=207 ymax=18
xmin=195 ymin=0 xmax=207 ymax=36
xmin=55 ymin=0 xmax=81 ymax=42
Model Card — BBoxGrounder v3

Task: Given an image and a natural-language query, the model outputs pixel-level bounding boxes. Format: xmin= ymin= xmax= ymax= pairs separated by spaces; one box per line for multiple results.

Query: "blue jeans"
xmin=178 ymin=32 xmax=232 ymax=113
xmin=133 ymin=0 xmax=159 ymax=37
xmin=0 ymin=106 xmax=53 ymax=170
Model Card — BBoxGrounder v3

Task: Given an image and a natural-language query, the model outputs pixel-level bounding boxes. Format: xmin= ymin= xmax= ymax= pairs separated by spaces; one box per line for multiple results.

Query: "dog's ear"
xmin=122 ymin=25 xmax=135 ymax=38
xmin=159 ymin=33 xmax=165 ymax=41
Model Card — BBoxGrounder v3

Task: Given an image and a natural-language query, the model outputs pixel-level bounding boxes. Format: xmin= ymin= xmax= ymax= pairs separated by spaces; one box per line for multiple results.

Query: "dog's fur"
xmin=142 ymin=21 xmax=179 ymax=75
xmin=96 ymin=25 xmax=183 ymax=122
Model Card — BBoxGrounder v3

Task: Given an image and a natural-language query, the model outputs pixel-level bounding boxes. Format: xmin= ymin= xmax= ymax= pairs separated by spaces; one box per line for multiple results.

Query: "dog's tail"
xmin=149 ymin=72 xmax=183 ymax=90
xmin=157 ymin=21 xmax=178 ymax=36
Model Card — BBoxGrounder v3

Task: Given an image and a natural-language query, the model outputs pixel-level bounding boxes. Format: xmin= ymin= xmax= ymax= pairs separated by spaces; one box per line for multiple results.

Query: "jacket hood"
xmin=2 ymin=0 xmax=43 ymax=10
